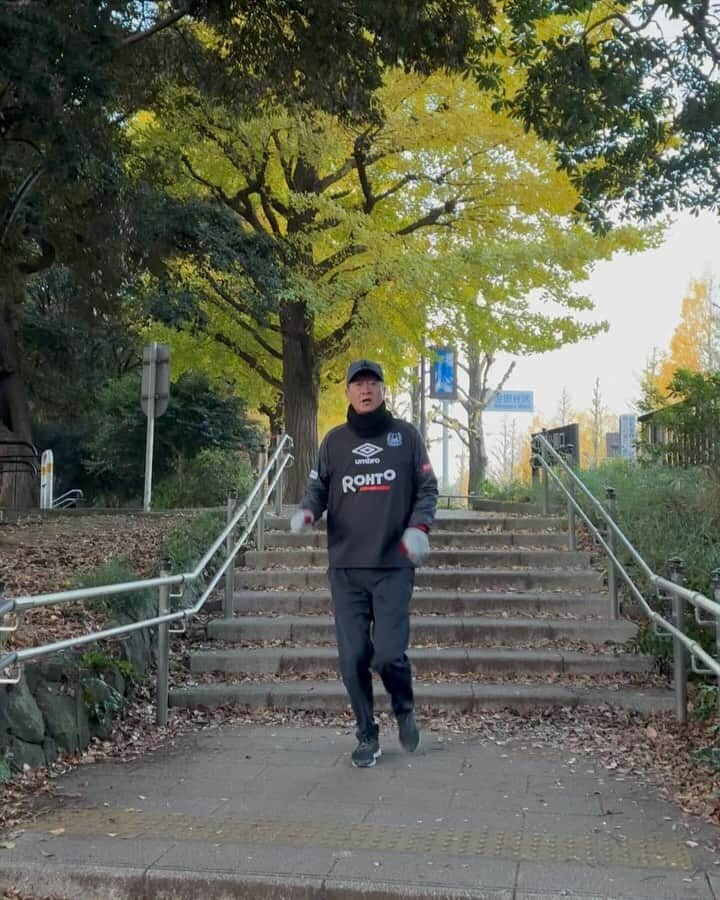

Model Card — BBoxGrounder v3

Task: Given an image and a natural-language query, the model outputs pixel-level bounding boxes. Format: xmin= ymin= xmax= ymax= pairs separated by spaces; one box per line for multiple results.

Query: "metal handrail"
xmin=0 ymin=435 xmax=294 ymax=690
xmin=53 ymin=489 xmax=84 ymax=509
xmin=532 ymin=432 xmax=720 ymax=720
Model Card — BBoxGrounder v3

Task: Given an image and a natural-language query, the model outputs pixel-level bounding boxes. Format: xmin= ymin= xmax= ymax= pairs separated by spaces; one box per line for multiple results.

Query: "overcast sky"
xmin=428 ymin=209 xmax=720 ymax=485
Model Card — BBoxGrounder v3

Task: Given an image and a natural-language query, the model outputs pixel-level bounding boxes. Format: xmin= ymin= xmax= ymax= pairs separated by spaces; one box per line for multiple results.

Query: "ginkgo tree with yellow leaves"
xmin=427 ymin=215 xmax=648 ymax=492
xmin=130 ymin=63 xmax=650 ymax=500
xmin=653 ymin=277 xmax=719 ymax=397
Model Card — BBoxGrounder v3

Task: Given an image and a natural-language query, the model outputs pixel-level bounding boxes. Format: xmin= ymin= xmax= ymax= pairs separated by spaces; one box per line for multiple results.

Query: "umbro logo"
xmin=352 ymin=443 xmax=382 ymax=465
xmin=353 ymin=443 xmax=383 ymax=458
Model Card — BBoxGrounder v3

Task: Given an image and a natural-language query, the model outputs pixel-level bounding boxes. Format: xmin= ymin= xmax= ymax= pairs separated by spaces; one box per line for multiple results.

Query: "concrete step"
xmin=169 ymin=679 xmax=673 ymax=715
xmin=189 ymin=646 xmax=653 ymax=677
xmin=205 ymin=614 xmax=637 ymax=645
xmin=466 ymin=499 xmax=542 ymax=514
xmin=217 ymin=589 xmax=610 ymax=617
xmin=263 ymin=530 xmax=572 ymax=550
xmin=263 ymin=513 xmax=564 ymax=533
xmin=236 ymin=567 xmax=603 ymax=592
xmin=244 ymin=548 xmax=592 ymax=569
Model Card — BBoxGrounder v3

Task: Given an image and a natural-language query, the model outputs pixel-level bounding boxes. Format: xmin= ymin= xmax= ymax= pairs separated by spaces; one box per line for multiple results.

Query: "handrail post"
xmin=712 ymin=567 xmax=720 ymax=718
xmin=669 ymin=556 xmax=688 ymax=724
xmin=539 ymin=431 xmax=550 ymax=514
xmin=567 ymin=479 xmax=576 ymax=552
xmin=541 ymin=461 xmax=549 ymax=515
xmin=256 ymin=447 xmax=266 ymax=552
xmin=224 ymin=496 xmax=235 ymax=619
xmin=274 ymin=442 xmax=285 ymax=517
xmin=605 ymin=487 xmax=618 ymax=620
xmin=156 ymin=563 xmax=170 ymax=727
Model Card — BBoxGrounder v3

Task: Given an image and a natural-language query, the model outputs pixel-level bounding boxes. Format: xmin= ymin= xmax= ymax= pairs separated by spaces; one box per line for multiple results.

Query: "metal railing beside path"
xmin=0 ymin=435 xmax=294 ymax=725
xmin=533 ymin=431 xmax=720 ymax=722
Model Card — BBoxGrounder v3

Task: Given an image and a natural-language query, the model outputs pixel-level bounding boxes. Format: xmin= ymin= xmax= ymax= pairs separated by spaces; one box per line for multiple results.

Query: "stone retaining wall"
xmin=0 ymin=596 xmax=157 ymax=773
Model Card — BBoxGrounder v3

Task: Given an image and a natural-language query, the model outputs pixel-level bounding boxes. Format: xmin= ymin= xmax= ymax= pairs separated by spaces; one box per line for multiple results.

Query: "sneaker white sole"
xmin=352 ymin=748 xmax=382 ymax=768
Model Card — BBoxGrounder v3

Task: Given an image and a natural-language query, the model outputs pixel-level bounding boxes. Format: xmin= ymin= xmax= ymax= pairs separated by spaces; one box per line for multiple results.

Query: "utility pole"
xmin=441 ymin=400 xmax=449 ymax=492
xmin=419 ymin=356 xmax=427 ymax=445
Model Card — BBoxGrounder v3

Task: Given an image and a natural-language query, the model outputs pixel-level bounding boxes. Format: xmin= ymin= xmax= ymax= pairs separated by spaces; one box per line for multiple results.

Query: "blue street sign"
xmin=429 ymin=347 xmax=457 ymax=400
xmin=485 ymin=391 xmax=534 ymax=413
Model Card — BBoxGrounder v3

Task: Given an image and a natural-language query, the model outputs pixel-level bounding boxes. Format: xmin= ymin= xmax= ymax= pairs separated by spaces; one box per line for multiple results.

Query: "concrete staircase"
xmin=169 ymin=501 xmax=673 ymax=715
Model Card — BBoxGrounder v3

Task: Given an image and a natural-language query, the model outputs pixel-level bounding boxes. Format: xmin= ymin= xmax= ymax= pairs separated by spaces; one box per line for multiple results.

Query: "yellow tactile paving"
xmin=26 ymin=807 xmax=692 ymax=870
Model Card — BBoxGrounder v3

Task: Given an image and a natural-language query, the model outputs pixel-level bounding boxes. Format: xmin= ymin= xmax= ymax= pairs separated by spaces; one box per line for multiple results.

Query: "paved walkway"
xmin=2 ymin=723 xmax=720 ymax=899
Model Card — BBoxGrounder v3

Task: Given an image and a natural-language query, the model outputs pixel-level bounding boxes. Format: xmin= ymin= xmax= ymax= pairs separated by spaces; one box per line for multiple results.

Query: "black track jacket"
xmin=300 ymin=417 xmax=438 ymax=568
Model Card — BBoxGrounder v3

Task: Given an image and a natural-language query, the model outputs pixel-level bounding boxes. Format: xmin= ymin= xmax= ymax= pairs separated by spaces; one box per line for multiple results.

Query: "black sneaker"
xmin=398 ymin=710 xmax=420 ymax=752
xmin=351 ymin=735 xmax=381 ymax=768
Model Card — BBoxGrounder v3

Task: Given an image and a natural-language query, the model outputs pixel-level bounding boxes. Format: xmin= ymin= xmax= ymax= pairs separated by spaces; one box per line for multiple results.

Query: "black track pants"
xmin=329 ymin=567 xmax=415 ymax=740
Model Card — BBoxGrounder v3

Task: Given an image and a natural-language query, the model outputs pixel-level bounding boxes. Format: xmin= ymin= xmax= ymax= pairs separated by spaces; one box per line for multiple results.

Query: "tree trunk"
xmin=466 ymin=348 xmax=488 ymax=502
xmin=267 ymin=398 xmax=284 ymax=437
xmin=280 ymin=301 xmax=319 ymax=503
xmin=0 ymin=290 xmax=38 ymax=509
xmin=410 ymin=362 xmax=421 ymax=428
xmin=467 ymin=415 xmax=488 ymax=498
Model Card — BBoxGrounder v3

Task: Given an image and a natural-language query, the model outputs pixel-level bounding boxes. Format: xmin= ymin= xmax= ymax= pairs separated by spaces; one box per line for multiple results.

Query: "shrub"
xmin=84 ymin=370 xmax=263 ymax=501
xmin=576 ymin=460 xmax=720 ymax=595
xmin=72 ymin=557 xmax=153 ymax=618
xmin=163 ymin=510 xmax=225 ymax=574
xmin=153 ymin=448 xmax=255 ymax=509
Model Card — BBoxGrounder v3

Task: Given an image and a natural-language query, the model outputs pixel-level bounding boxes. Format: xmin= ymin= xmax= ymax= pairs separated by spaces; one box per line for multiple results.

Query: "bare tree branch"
xmin=1 ymin=163 xmax=44 ymax=247
xmin=396 ymin=198 xmax=461 ymax=236
xmin=259 ymin=188 xmax=282 ymax=235
xmin=354 ymin=141 xmax=375 ymax=214
xmin=316 ymin=242 xmax=368 ymax=276
xmin=202 ymin=272 xmax=283 ymax=358
xmin=431 ymin=409 xmax=470 ymax=448
xmin=121 ymin=2 xmax=194 ymax=47
xmin=210 ymin=330 xmax=283 ymax=391
xmin=483 ymin=360 xmax=516 ymax=408
xmin=316 ymin=292 xmax=365 ymax=359
xmin=315 ymin=157 xmax=357 ymax=194
xmin=180 ymin=154 xmax=233 ymax=206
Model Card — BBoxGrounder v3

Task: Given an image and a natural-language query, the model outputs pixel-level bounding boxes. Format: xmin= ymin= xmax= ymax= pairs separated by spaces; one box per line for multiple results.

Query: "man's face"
xmin=346 ymin=376 xmax=385 ymax=413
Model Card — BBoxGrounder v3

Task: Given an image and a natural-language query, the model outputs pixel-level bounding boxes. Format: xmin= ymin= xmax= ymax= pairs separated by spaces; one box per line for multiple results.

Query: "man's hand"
xmin=400 ymin=527 xmax=430 ymax=565
xmin=290 ymin=508 xmax=314 ymax=533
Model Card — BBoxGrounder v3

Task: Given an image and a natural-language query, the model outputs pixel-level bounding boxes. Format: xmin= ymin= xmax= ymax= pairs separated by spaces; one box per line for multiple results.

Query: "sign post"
xmin=141 ymin=343 xmax=170 ymax=512
xmin=40 ymin=449 xmax=54 ymax=510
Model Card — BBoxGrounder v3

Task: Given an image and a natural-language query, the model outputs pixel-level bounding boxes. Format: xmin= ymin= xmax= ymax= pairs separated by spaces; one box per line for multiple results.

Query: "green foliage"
xmin=32 ymin=421 xmax=92 ymax=500
xmin=84 ymin=370 xmax=262 ymax=501
xmin=575 ymin=459 xmax=720 ymax=672
xmin=690 ymin=745 xmax=720 ymax=770
xmin=691 ymin=686 xmax=720 ymax=724
xmin=153 ymin=448 xmax=255 ymax=509
xmin=627 ymin=623 xmax=673 ymax=669
xmin=72 ymin=558 xmax=151 ymax=619
xmin=83 ymin=684 xmax=126 ymax=727
xmin=639 ymin=370 xmax=720 ymax=467
xmin=162 ymin=510 xmax=226 ymax=610
xmin=80 ymin=649 xmax=135 ymax=681
xmin=577 ymin=460 xmax=720 ymax=597
xmin=163 ymin=511 xmax=225 ymax=577
xmin=474 ymin=479 xmax=539 ymax=504
xmin=0 ymin=756 xmax=11 ymax=783
xmin=20 ymin=267 xmax=141 ymax=422
xmin=471 ymin=1 xmax=720 ymax=226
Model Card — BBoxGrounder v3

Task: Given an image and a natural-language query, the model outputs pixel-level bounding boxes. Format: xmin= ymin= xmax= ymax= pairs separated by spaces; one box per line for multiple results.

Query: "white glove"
xmin=400 ymin=527 xmax=430 ymax=565
xmin=290 ymin=508 xmax=314 ymax=533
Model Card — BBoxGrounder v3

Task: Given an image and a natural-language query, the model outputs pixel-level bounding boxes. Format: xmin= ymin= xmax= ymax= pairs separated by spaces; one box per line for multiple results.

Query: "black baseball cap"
xmin=346 ymin=359 xmax=384 ymax=385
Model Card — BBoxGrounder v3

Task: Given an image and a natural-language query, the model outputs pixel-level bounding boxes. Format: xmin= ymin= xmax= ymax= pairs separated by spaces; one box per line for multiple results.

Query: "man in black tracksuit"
xmin=290 ymin=359 xmax=438 ymax=768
